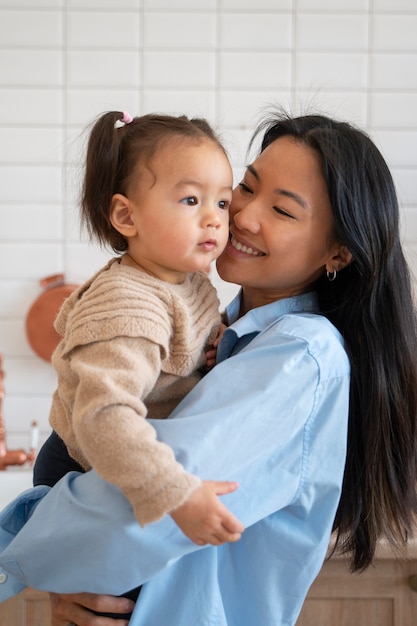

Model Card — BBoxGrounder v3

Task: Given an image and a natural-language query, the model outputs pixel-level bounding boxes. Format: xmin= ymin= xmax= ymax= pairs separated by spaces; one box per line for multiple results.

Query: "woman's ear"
xmin=329 ymin=244 xmax=353 ymax=273
xmin=110 ymin=194 xmax=138 ymax=238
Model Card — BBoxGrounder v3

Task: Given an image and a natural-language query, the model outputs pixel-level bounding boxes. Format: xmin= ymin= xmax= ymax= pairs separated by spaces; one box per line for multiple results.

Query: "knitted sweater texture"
xmin=49 ymin=258 xmax=221 ymax=525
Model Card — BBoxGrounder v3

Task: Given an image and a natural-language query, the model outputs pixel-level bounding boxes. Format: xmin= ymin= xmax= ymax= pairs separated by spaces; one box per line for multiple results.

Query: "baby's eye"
xmin=218 ymin=199 xmax=230 ymax=210
xmin=181 ymin=196 xmax=198 ymax=206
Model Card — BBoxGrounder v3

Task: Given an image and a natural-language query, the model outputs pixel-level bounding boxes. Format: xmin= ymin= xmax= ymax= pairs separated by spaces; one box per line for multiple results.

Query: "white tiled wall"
xmin=1 ymin=0 xmax=416 ymax=451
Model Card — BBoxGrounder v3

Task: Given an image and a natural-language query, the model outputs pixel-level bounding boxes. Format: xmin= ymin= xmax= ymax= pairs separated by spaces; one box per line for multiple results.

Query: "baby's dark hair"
xmin=81 ymin=111 xmax=225 ymax=252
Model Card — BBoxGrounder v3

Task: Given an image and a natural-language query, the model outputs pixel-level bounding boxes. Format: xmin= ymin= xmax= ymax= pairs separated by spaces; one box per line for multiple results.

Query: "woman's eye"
xmin=238 ymin=182 xmax=252 ymax=194
xmin=218 ymin=200 xmax=230 ymax=210
xmin=273 ymin=206 xmax=294 ymax=219
xmin=181 ymin=196 xmax=198 ymax=206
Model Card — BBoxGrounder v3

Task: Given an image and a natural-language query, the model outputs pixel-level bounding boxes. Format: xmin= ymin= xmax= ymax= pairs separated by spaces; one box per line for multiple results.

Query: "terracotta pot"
xmin=25 ymin=274 xmax=78 ymax=362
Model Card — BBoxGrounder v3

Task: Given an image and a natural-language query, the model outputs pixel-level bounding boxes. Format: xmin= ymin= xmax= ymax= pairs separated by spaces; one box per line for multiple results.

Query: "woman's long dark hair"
xmin=255 ymin=111 xmax=417 ymax=572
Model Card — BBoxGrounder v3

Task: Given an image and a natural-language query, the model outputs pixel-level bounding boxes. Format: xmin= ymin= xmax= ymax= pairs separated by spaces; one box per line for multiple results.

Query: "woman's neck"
xmin=239 ymin=290 xmax=274 ymax=316
xmin=239 ymin=287 xmax=305 ymax=317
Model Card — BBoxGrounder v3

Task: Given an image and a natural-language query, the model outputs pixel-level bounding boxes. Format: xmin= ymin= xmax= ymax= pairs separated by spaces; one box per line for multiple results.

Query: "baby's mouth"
xmin=198 ymin=239 xmax=217 ymax=251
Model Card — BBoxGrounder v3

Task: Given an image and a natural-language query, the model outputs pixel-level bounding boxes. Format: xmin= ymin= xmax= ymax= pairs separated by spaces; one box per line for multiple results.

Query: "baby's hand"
xmin=170 ymin=480 xmax=244 ymax=546
xmin=205 ymin=323 xmax=227 ymax=370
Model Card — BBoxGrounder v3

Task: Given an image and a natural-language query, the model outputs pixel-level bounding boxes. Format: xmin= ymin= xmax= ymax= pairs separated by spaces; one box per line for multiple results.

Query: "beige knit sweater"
xmin=50 ymin=258 xmax=221 ymax=525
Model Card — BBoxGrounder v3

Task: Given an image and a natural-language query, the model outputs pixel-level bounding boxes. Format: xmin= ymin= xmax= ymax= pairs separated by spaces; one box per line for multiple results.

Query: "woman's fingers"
xmin=49 ymin=592 xmax=134 ymax=626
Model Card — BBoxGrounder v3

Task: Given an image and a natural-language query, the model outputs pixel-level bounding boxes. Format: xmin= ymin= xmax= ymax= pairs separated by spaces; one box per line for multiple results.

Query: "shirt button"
xmin=0 ymin=572 xmax=7 ymax=584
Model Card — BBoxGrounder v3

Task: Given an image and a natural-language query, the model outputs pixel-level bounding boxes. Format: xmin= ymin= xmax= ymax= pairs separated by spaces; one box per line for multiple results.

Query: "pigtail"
xmin=81 ymin=111 xmax=132 ymax=252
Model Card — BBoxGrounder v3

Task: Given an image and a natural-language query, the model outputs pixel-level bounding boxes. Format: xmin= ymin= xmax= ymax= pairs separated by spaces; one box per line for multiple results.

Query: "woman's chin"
xmin=216 ymin=254 xmax=245 ymax=284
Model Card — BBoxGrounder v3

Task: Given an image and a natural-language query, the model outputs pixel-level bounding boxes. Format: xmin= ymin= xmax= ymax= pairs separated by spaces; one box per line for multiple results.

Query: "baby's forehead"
xmin=131 ymin=138 xmax=231 ymax=189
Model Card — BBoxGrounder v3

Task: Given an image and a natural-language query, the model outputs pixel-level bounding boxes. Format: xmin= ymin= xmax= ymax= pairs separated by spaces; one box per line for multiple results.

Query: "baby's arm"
xmin=67 ymin=336 xmax=202 ymax=526
xmin=170 ymin=480 xmax=244 ymax=545
xmin=67 ymin=336 xmax=243 ymax=543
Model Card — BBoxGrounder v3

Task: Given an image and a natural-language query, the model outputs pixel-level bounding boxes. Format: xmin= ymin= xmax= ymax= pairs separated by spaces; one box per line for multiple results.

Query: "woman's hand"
xmin=49 ymin=592 xmax=134 ymax=626
xmin=170 ymin=480 xmax=244 ymax=545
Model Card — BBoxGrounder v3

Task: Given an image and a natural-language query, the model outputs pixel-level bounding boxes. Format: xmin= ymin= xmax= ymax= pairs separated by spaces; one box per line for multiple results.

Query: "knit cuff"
xmin=124 ymin=471 xmax=202 ymax=527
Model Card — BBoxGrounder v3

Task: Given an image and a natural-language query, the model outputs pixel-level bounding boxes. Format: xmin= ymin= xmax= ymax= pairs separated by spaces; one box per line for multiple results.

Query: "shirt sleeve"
xmin=0 ymin=325 xmax=350 ymax=598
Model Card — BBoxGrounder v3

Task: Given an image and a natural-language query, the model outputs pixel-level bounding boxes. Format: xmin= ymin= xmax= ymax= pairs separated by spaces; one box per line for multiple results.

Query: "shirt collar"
xmin=217 ymin=290 xmax=319 ymax=363
xmin=225 ymin=289 xmax=319 ymax=336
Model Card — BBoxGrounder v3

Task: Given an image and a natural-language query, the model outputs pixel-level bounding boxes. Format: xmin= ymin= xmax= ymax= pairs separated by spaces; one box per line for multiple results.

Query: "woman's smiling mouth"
xmin=230 ymin=234 xmax=265 ymax=257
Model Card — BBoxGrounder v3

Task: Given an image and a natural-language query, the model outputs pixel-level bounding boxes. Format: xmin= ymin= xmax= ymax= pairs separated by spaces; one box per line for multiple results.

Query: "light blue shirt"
xmin=0 ymin=291 xmax=350 ymax=626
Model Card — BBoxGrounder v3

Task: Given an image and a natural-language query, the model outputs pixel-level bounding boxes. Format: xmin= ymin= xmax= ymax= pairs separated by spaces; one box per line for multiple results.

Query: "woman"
xmin=1 ymin=111 xmax=416 ymax=626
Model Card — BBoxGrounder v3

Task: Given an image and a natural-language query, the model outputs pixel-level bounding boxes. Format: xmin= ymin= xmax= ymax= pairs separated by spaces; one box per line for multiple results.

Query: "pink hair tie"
xmin=121 ymin=111 xmax=133 ymax=124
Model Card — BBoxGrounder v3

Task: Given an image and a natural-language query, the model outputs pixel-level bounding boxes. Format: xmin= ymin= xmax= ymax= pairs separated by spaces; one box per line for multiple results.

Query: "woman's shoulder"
xmin=266 ymin=312 xmax=350 ymax=378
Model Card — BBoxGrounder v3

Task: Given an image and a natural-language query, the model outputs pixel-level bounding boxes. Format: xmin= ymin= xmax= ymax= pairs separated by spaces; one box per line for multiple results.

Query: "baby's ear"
xmin=110 ymin=194 xmax=137 ymax=237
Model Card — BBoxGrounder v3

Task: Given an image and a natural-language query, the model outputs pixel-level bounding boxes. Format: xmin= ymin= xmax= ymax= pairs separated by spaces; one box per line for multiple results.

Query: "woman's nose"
xmin=231 ymin=201 xmax=261 ymax=234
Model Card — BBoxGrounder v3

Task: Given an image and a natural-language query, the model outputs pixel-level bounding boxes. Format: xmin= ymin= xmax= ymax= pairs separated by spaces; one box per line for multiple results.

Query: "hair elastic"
xmin=121 ymin=111 xmax=133 ymax=124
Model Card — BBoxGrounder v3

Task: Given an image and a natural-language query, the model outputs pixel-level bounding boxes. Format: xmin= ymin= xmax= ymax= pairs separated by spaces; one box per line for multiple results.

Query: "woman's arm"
xmin=0 ymin=319 xmax=350 ymax=599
